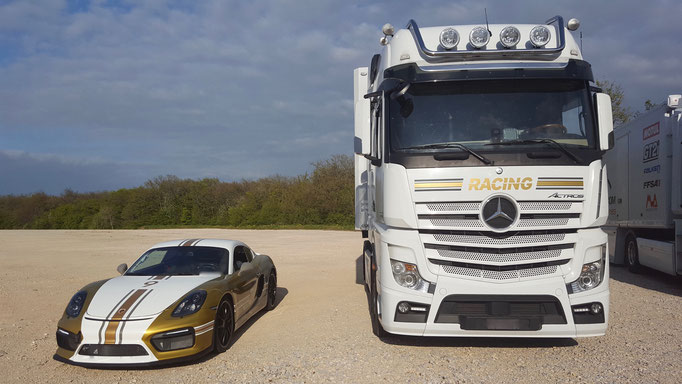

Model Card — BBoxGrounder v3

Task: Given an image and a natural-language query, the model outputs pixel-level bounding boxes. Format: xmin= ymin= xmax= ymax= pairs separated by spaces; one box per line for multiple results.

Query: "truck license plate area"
xmin=435 ymin=294 xmax=567 ymax=328
xmin=460 ymin=317 xmax=542 ymax=331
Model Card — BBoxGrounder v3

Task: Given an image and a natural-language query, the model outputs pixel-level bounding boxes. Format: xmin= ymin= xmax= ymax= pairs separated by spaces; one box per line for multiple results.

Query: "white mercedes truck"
xmin=354 ymin=16 xmax=614 ymax=338
xmin=604 ymin=95 xmax=682 ymax=275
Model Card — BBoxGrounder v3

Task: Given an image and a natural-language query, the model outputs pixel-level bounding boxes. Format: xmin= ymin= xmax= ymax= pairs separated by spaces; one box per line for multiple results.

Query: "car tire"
xmin=214 ymin=297 xmax=234 ymax=353
xmin=369 ymin=259 xmax=387 ymax=338
xmin=625 ymin=235 xmax=642 ymax=273
xmin=265 ymin=270 xmax=277 ymax=311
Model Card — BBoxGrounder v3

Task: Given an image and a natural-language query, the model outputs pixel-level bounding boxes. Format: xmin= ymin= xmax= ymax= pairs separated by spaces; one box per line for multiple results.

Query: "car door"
xmin=231 ymin=245 xmax=259 ymax=324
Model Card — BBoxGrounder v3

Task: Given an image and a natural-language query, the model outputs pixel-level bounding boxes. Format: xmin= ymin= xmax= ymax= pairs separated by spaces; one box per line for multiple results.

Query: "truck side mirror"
xmin=594 ymin=93 xmax=614 ymax=151
xmin=354 ymin=97 xmax=371 ymax=156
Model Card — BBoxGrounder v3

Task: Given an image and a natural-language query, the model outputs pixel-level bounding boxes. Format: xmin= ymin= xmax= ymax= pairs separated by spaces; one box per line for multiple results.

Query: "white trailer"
xmin=604 ymin=95 xmax=682 ymax=275
xmin=354 ymin=16 xmax=615 ymax=338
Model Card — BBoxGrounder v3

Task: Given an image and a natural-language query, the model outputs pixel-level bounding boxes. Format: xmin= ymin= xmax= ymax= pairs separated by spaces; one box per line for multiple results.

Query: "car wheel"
xmin=265 ymin=270 xmax=277 ymax=311
xmin=369 ymin=260 xmax=387 ymax=338
xmin=625 ymin=235 xmax=642 ymax=273
xmin=214 ymin=298 xmax=234 ymax=353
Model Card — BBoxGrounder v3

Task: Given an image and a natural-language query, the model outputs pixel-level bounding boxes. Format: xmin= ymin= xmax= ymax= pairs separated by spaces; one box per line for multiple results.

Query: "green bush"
xmin=0 ymin=154 xmax=355 ymax=229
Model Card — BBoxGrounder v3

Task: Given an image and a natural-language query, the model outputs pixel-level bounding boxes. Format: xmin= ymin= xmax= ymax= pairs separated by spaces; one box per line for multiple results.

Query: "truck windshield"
xmin=389 ymin=79 xmax=596 ymax=152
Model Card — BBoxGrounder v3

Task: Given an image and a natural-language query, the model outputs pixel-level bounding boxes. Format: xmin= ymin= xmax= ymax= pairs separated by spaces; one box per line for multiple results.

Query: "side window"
xmin=244 ymin=247 xmax=254 ymax=262
xmin=233 ymin=246 xmax=248 ymax=271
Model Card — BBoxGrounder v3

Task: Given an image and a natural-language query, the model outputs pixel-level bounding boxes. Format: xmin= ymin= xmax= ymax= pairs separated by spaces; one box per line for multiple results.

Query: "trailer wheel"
xmin=369 ymin=258 xmax=387 ymax=338
xmin=625 ymin=235 xmax=642 ymax=273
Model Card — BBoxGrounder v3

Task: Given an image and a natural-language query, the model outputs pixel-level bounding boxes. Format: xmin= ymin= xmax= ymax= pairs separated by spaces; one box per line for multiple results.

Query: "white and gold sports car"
xmin=55 ymin=239 xmax=277 ymax=366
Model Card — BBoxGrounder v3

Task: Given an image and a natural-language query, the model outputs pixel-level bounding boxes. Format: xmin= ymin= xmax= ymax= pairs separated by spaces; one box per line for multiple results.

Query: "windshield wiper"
xmin=485 ymin=139 xmax=582 ymax=164
xmin=402 ymin=142 xmax=492 ymax=165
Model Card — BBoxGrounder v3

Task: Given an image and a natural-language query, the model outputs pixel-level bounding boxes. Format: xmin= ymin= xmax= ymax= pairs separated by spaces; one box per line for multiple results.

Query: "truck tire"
xmin=625 ymin=235 xmax=642 ymax=273
xmin=369 ymin=259 xmax=388 ymax=338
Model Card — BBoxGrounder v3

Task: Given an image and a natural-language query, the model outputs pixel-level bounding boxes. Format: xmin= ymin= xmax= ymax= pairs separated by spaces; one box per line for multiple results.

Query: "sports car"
xmin=55 ymin=238 xmax=277 ymax=366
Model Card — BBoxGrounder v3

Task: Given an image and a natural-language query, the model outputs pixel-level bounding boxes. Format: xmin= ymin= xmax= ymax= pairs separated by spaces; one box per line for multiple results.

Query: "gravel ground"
xmin=0 ymin=229 xmax=681 ymax=383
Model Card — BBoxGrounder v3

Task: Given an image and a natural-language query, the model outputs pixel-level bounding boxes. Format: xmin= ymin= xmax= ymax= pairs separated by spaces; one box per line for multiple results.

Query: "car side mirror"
xmin=238 ymin=262 xmax=254 ymax=275
xmin=117 ymin=263 xmax=128 ymax=275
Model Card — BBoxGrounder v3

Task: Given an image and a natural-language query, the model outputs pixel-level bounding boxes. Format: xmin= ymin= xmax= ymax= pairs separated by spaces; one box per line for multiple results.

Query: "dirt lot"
xmin=0 ymin=229 xmax=681 ymax=383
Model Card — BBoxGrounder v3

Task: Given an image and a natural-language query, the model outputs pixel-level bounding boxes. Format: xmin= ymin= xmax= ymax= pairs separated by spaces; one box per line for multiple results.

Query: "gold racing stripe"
xmin=98 ymin=289 xmax=134 ymax=344
xmin=415 ymin=182 xmax=463 ymax=189
xmin=536 ymin=181 xmax=583 ymax=187
xmin=104 ymin=289 xmax=147 ymax=344
xmin=117 ymin=289 xmax=154 ymax=343
xmin=180 ymin=238 xmax=200 ymax=247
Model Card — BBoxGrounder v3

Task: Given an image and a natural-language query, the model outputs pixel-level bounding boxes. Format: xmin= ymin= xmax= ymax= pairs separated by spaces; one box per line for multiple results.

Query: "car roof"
xmin=145 ymin=238 xmax=247 ymax=252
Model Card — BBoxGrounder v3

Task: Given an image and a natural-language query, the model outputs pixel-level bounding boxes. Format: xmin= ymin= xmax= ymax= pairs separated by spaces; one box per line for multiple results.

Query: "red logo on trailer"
xmin=643 ymin=122 xmax=660 ymax=140
xmin=646 ymin=194 xmax=658 ymax=209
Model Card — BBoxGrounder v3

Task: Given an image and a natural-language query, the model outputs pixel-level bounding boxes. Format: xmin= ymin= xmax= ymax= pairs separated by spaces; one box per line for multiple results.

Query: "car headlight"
xmin=390 ymin=260 xmax=432 ymax=293
xmin=65 ymin=291 xmax=87 ymax=318
xmin=569 ymin=246 xmax=606 ymax=293
xmin=172 ymin=291 xmax=207 ymax=317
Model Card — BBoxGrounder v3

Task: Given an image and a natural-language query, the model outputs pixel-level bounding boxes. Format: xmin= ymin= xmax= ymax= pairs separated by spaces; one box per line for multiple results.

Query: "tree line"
xmin=0 ymin=154 xmax=355 ymax=230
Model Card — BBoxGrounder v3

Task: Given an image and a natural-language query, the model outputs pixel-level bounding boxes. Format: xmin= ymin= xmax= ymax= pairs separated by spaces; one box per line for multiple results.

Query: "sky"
xmin=1 ymin=0 xmax=681 ymax=195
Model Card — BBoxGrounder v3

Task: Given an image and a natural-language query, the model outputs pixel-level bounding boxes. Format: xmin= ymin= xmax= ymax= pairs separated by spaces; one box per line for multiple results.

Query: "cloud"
xmin=1 ymin=0 xmax=680 ymax=194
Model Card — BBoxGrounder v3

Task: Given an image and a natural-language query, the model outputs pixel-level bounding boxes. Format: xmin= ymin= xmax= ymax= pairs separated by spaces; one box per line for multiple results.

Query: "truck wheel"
xmin=625 ymin=235 xmax=642 ymax=273
xmin=369 ymin=260 xmax=387 ymax=338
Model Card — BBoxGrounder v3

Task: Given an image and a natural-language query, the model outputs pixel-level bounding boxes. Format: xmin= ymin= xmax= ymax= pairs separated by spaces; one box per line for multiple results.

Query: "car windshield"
xmin=389 ymin=79 xmax=596 ymax=151
xmin=126 ymin=246 xmax=229 ymax=276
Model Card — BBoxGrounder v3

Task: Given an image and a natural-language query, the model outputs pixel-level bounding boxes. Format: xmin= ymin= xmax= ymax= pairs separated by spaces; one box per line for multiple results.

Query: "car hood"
xmin=85 ymin=274 xmax=220 ymax=320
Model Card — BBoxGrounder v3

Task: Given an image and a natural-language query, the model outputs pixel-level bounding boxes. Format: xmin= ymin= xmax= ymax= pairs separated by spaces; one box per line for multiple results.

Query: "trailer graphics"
xmin=354 ymin=16 xmax=614 ymax=338
xmin=604 ymin=95 xmax=682 ymax=276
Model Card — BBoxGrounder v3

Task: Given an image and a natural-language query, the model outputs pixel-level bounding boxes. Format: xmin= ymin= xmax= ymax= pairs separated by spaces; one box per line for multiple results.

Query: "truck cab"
xmin=354 ymin=16 xmax=614 ymax=337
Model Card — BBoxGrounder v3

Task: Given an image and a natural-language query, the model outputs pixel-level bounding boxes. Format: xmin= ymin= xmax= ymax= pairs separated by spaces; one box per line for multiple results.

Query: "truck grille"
xmin=439 ymin=263 xmax=563 ymax=280
xmin=429 ymin=231 xmax=567 ymax=245
xmin=416 ymin=200 xmax=581 ymax=230
xmin=433 ymin=247 xmax=564 ymax=263
xmin=420 ymin=201 xmax=575 ymax=213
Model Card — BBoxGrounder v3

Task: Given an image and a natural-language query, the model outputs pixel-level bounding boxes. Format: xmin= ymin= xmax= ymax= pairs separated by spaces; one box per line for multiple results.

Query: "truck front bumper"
xmin=377 ymin=274 xmax=608 ymax=338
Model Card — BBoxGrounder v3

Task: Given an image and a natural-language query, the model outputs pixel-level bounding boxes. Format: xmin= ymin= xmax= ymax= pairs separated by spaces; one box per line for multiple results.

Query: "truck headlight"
xmin=569 ymin=246 xmax=606 ymax=293
xmin=390 ymin=260 xmax=432 ymax=293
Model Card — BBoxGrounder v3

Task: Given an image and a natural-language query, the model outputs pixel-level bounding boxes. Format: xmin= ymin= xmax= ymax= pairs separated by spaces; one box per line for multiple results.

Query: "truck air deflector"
xmin=406 ymin=16 xmax=565 ymax=62
xmin=383 ymin=59 xmax=593 ymax=83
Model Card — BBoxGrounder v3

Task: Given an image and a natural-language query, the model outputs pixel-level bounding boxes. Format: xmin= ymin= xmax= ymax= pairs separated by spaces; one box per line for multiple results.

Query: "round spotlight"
xmin=590 ymin=303 xmax=603 ymax=314
xmin=398 ymin=302 xmax=410 ymax=314
xmin=567 ymin=18 xmax=580 ymax=31
xmin=499 ymin=26 xmax=520 ymax=48
xmin=382 ymin=23 xmax=395 ymax=36
xmin=439 ymin=27 xmax=459 ymax=50
xmin=469 ymin=26 xmax=490 ymax=49
xmin=529 ymin=25 xmax=551 ymax=47
xmin=392 ymin=262 xmax=405 ymax=274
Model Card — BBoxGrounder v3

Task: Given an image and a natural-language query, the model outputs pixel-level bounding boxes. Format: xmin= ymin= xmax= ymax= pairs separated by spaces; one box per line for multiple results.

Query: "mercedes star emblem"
xmin=481 ymin=196 xmax=518 ymax=230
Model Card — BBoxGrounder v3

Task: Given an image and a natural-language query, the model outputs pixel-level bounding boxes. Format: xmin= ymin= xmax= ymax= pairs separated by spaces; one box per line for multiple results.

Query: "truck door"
xmin=610 ymin=132 xmax=630 ymax=222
